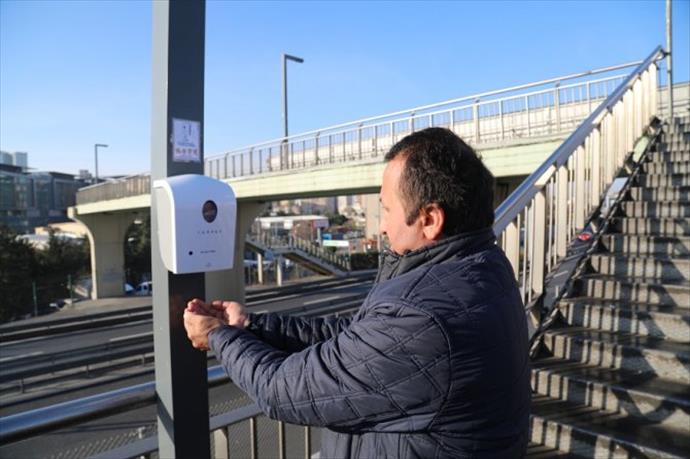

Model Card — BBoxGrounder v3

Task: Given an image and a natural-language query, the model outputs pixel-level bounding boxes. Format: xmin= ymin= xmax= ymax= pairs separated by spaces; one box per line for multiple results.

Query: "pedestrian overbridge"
xmin=67 ymin=60 xmax=666 ymax=301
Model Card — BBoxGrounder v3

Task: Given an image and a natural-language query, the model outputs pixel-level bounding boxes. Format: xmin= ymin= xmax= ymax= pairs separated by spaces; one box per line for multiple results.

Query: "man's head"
xmin=379 ymin=127 xmax=494 ymax=254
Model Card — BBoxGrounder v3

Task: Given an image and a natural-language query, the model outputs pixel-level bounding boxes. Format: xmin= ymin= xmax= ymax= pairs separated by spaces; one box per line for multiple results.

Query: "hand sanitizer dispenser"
xmin=153 ymin=174 xmax=236 ymax=274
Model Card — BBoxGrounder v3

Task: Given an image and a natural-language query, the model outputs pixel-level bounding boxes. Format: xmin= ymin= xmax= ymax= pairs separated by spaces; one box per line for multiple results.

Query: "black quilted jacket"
xmin=209 ymin=228 xmax=530 ymax=458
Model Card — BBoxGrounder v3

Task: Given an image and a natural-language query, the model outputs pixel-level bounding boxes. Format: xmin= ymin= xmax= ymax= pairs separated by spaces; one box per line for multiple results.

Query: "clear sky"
xmin=1 ymin=0 xmax=688 ymax=176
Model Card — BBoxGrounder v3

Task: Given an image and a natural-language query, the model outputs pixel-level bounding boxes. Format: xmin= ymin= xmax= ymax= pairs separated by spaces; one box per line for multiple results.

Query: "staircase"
xmin=529 ymin=118 xmax=690 ymax=458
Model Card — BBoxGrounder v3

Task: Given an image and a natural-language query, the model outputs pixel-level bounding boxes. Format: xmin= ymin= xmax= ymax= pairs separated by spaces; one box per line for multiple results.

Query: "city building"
xmin=0 ymin=163 xmax=87 ymax=233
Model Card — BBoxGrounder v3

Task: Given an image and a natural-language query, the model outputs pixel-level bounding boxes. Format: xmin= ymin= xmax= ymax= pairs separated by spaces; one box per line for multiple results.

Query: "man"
xmin=185 ymin=127 xmax=530 ymax=458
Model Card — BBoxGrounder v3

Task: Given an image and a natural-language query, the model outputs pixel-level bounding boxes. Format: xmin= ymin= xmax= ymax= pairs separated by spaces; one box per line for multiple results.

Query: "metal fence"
xmin=76 ymin=61 xmax=643 ymax=206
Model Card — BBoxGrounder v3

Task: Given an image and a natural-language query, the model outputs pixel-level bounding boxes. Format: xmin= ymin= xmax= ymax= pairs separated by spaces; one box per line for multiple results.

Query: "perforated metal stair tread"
xmin=560 ymin=296 xmax=690 ymax=315
xmin=543 ymin=326 xmax=690 ymax=357
xmin=525 ymin=442 xmax=587 ymax=458
xmin=576 ymin=273 xmax=690 ymax=289
xmin=532 ymin=357 xmax=690 ymax=406
xmin=530 ymin=394 xmax=690 ymax=458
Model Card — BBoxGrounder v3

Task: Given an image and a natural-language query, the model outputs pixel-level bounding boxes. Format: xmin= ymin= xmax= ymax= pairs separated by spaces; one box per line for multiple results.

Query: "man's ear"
xmin=420 ymin=203 xmax=445 ymax=241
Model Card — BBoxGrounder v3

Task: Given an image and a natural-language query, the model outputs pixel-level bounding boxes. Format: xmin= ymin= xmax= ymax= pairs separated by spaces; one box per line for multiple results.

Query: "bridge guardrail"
xmin=76 ymin=62 xmax=640 ymax=206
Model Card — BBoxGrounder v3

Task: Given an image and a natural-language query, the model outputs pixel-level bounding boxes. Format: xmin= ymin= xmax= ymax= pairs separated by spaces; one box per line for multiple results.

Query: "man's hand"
xmin=187 ymin=298 xmax=249 ymax=329
xmin=183 ymin=309 xmax=224 ymax=351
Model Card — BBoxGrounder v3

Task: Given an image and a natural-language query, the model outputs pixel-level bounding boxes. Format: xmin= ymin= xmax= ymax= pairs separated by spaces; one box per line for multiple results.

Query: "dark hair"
xmin=384 ymin=127 xmax=494 ymax=235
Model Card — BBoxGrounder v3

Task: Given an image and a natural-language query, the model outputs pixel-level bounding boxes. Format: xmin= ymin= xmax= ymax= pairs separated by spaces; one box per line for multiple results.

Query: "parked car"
xmin=135 ymin=281 xmax=153 ymax=296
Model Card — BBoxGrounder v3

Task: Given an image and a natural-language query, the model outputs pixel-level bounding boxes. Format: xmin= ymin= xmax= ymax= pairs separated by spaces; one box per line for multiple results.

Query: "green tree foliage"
xmin=326 ymin=213 xmax=349 ymax=227
xmin=35 ymin=229 xmax=90 ymax=309
xmin=124 ymin=217 xmax=151 ymax=285
xmin=0 ymin=226 xmax=37 ymax=321
xmin=0 ymin=226 xmax=90 ymax=323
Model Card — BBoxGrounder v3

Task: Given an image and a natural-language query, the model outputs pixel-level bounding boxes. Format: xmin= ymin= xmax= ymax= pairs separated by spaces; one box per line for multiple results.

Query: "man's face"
xmin=379 ymin=156 xmax=427 ymax=255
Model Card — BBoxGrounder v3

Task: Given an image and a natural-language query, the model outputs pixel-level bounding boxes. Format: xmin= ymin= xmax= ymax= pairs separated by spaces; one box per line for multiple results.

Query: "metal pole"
xmin=281 ymin=55 xmax=287 ymax=170
xmin=94 ymin=144 xmax=108 ymax=183
xmin=281 ymin=53 xmax=303 ymax=168
xmin=151 ymin=1 xmax=210 ymax=458
xmin=666 ymin=0 xmax=673 ymax=122
xmin=32 ymin=281 xmax=37 ymax=317
xmin=68 ymin=274 xmax=73 ymax=305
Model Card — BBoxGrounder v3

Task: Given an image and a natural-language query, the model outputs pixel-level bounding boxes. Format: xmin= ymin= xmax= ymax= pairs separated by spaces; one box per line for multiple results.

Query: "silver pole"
xmin=94 ymin=143 xmax=108 ymax=183
xmin=281 ymin=53 xmax=304 ymax=139
xmin=281 ymin=55 xmax=287 ymax=169
xmin=666 ymin=0 xmax=673 ymax=122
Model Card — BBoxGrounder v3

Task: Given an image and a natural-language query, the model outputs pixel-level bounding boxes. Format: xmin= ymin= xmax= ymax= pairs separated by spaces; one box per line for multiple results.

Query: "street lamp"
xmin=282 ymin=53 xmax=304 ymax=138
xmin=282 ymin=53 xmax=303 ymax=169
xmin=94 ymin=143 xmax=108 ymax=184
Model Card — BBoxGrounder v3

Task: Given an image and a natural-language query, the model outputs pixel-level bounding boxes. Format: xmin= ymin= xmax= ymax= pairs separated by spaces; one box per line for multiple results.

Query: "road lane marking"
xmin=303 ymin=295 xmax=342 ymax=305
xmin=0 ymin=351 xmax=44 ymax=362
xmin=109 ymin=332 xmax=153 ymax=343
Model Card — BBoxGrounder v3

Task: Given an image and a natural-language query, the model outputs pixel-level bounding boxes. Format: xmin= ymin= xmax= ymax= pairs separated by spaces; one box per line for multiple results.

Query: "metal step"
xmin=600 ymin=234 xmax=690 ymax=257
xmin=530 ymin=394 xmax=690 ymax=458
xmin=610 ymin=217 xmax=690 ymax=236
xmin=620 ymin=201 xmax=690 ymax=218
xmin=647 ymin=151 xmax=690 ymax=163
xmin=627 ymin=186 xmax=690 ymax=202
xmin=525 ymin=443 xmax=585 ymax=458
xmin=642 ymin=161 xmax=690 ymax=175
xmin=558 ymin=298 xmax=690 ymax=342
xmin=573 ymin=275 xmax=690 ymax=306
xmin=532 ymin=357 xmax=690 ymax=432
xmin=588 ymin=254 xmax=690 ymax=282
xmin=660 ymin=133 xmax=690 ymax=143
xmin=542 ymin=326 xmax=690 ymax=385
xmin=635 ymin=173 xmax=690 ymax=187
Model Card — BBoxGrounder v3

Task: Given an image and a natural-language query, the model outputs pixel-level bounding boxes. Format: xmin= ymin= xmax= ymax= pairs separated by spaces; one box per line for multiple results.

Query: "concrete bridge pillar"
xmin=68 ymin=211 xmax=138 ymax=299
xmin=256 ymin=252 xmax=264 ymax=285
xmin=205 ymin=201 xmax=266 ymax=304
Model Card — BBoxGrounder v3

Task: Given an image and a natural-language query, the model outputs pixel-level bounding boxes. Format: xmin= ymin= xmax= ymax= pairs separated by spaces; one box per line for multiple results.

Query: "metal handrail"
xmin=494 ymin=47 xmax=663 ymax=233
xmin=492 ymin=45 xmax=663 ymax=317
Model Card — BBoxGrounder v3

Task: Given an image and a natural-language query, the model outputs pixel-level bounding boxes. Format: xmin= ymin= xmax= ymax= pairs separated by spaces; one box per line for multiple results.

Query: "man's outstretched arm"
xmin=187 ymin=298 xmax=352 ymax=352
xmin=187 ymin=302 xmax=449 ymax=431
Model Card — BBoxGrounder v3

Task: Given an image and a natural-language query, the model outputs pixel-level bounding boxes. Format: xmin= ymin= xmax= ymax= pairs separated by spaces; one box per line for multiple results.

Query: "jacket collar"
xmin=375 ymin=227 xmax=496 ymax=283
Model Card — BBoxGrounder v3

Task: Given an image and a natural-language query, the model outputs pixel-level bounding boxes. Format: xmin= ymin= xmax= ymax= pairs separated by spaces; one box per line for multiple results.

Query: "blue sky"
xmin=1 ymin=0 xmax=689 ymax=176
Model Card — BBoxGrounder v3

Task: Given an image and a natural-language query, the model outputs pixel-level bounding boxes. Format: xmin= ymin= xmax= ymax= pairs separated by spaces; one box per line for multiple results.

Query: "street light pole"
xmin=281 ymin=53 xmax=303 ymax=169
xmin=94 ymin=143 xmax=108 ymax=183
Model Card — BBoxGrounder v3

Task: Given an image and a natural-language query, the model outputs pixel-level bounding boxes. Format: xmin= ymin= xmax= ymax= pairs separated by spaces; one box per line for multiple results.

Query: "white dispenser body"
xmin=153 ymin=174 xmax=236 ymax=274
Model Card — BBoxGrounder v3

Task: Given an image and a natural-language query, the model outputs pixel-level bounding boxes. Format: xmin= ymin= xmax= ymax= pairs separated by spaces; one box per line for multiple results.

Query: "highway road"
xmin=0 ymin=275 xmax=373 ymax=459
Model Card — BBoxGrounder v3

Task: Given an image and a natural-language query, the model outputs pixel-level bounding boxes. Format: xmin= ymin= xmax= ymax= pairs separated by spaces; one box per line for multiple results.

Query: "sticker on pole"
xmin=172 ymin=118 xmax=201 ymax=163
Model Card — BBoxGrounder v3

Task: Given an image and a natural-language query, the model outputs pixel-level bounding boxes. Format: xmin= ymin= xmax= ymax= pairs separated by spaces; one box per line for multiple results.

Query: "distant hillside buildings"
xmin=0 ymin=151 xmax=88 ymax=233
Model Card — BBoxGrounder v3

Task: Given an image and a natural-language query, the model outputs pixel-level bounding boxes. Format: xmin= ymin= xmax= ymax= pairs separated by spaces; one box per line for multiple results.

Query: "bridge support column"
xmin=276 ymin=255 xmax=284 ymax=287
xmin=205 ymin=201 xmax=266 ymax=303
xmin=256 ymin=253 xmax=264 ymax=285
xmin=68 ymin=210 xmax=137 ymax=299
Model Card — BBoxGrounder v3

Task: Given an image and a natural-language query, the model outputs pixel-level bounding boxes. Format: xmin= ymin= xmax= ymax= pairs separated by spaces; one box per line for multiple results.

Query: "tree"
xmin=35 ymin=229 xmax=90 ymax=307
xmin=124 ymin=217 xmax=151 ymax=285
xmin=0 ymin=226 xmax=37 ymax=322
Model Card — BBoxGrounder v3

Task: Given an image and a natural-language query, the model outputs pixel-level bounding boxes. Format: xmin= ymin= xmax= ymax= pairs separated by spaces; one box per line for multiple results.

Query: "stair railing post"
xmin=473 ymin=100 xmax=480 ymax=144
xmin=574 ymin=145 xmax=586 ymax=231
xmin=591 ymin=126 xmax=602 ymax=207
xmin=504 ymin=220 xmax=520 ymax=280
xmin=556 ymin=165 xmax=569 ymax=258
